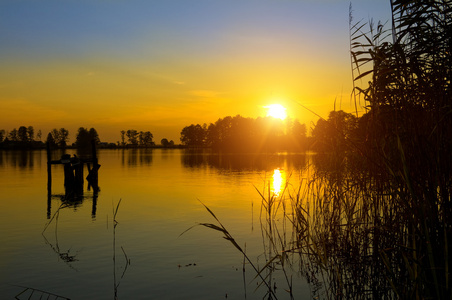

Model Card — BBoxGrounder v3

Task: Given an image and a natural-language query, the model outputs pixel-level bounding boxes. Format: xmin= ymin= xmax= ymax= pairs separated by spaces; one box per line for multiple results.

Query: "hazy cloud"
xmin=188 ymin=90 xmax=219 ymax=98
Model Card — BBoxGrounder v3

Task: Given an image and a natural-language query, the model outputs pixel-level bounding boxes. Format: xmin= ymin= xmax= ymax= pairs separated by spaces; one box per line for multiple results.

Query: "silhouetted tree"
xmin=50 ymin=128 xmax=69 ymax=148
xmin=141 ymin=131 xmax=153 ymax=147
xmin=126 ymin=129 xmax=139 ymax=146
xmin=27 ymin=126 xmax=34 ymax=142
xmin=181 ymin=115 xmax=308 ymax=152
xmin=59 ymin=128 xmax=69 ymax=147
xmin=88 ymin=128 xmax=100 ymax=144
xmin=36 ymin=129 xmax=42 ymax=141
xmin=138 ymin=131 xmax=144 ymax=146
xmin=8 ymin=128 xmax=18 ymax=141
xmin=0 ymin=130 xmax=5 ymax=143
xmin=75 ymin=127 xmax=90 ymax=149
xmin=18 ymin=126 xmax=28 ymax=142
xmin=283 ymin=119 xmax=307 ymax=151
xmin=161 ymin=138 xmax=169 ymax=147
xmin=120 ymin=130 xmax=126 ymax=146
xmin=46 ymin=132 xmax=56 ymax=148
xmin=76 ymin=127 xmax=100 ymax=150
xmin=311 ymin=110 xmax=357 ymax=153
xmin=180 ymin=124 xmax=206 ymax=147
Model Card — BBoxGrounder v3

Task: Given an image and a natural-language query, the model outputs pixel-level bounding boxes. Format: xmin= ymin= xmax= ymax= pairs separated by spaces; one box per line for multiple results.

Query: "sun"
xmin=265 ymin=104 xmax=287 ymax=120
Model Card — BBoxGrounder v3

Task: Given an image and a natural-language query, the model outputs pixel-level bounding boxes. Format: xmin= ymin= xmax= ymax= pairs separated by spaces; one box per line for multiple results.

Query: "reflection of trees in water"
xmin=181 ymin=149 xmax=306 ymax=172
xmin=1 ymin=150 xmax=37 ymax=169
xmin=120 ymin=148 xmax=153 ymax=167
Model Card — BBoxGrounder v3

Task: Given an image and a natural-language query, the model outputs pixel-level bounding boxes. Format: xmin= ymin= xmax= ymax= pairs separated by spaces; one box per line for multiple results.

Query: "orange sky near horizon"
xmin=0 ymin=1 xmax=390 ymax=144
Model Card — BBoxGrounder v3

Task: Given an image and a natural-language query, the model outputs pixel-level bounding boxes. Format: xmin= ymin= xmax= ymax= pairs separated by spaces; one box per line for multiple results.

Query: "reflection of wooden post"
xmin=92 ymin=192 xmax=98 ymax=219
xmin=86 ymin=140 xmax=100 ymax=193
xmin=46 ymin=143 xmax=52 ymax=219
xmin=47 ymin=143 xmax=52 ymax=193
xmin=92 ymin=140 xmax=98 ymax=180
xmin=73 ymin=157 xmax=84 ymax=195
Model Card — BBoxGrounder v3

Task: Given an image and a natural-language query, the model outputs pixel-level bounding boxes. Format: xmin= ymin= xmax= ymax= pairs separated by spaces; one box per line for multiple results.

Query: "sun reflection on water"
xmin=272 ymin=168 xmax=286 ymax=196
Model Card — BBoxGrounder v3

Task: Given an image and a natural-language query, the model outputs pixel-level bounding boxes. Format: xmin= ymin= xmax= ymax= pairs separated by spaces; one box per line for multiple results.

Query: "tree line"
xmin=179 ymin=115 xmax=308 ymax=152
xmin=0 ymin=126 xmax=41 ymax=143
xmin=119 ymin=130 xmax=154 ymax=147
xmin=177 ymin=110 xmax=377 ymax=153
xmin=0 ymin=126 xmax=178 ymax=149
xmin=0 ymin=126 xmax=101 ymax=150
xmin=117 ymin=129 xmax=175 ymax=148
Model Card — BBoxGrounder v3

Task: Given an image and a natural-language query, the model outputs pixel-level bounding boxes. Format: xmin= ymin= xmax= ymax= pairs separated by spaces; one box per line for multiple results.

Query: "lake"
xmin=0 ymin=149 xmax=312 ymax=299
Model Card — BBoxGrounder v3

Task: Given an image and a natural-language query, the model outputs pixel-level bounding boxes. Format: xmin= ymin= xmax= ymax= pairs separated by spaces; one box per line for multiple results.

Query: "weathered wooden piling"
xmin=46 ymin=142 xmax=100 ymax=218
xmin=47 ymin=143 xmax=52 ymax=193
xmin=86 ymin=140 xmax=100 ymax=193
xmin=46 ymin=142 xmax=52 ymax=219
xmin=46 ymin=140 xmax=100 ymax=198
xmin=62 ymin=154 xmax=75 ymax=194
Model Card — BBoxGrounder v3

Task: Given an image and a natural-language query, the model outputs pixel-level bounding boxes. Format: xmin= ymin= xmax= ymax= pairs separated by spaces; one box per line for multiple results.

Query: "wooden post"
xmin=47 ymin=143 xmax=52 ymax=193
xmin=62 ymin=154 xmax=75 ymax=197
xmin=91 ymin=140 xmax=99 ymax=193
xmin=73 ymin=156 xmax=84 ymax=195
xmin=86 ymin=140 xmax=100 ymax=193
xmin=46 ymin=142 xmax=52 ymax=218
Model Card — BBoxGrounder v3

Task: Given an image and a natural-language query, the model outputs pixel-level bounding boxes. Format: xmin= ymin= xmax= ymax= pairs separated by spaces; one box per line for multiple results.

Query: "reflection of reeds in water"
xmin=38 ymin=199 xmax=130 ymax=299
xmin=42 ymin=202 xmax=80 ymax=270
xmin=197 ymin=149 xmax=451 ymax=299
xmin=181 ymin=200 xmax=280 ymax=299
xmin=292 ymin=156 xmax=394 ymax=299
xmin=113 ymin=199 xmax=131 ymax=300
xmin=271 ymin=150 xmax=450 ymax=299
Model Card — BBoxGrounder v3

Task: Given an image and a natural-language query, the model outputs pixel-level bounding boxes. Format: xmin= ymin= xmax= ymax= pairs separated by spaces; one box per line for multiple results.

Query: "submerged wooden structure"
xmin=46 ymin=140 xmax=100 ymax=218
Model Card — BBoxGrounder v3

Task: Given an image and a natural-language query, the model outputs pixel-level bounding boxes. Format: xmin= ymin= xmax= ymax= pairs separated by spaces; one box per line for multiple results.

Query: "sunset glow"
xmin=266 ymin=104 xmax=287 ymax=120
xmin=0 ymin=1 xmax=391 ymax=143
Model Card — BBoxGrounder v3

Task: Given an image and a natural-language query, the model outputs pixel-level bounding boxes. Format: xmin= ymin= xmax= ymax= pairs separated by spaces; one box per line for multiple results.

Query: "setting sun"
xmin=265 ymin=104 xmax=287 ymax=120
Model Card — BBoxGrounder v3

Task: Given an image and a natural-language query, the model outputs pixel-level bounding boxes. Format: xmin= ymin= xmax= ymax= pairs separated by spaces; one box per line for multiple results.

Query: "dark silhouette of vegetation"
xmin=48 ymin=128 xmax=69 ymax=148
xmin=120 ymin=129 xmax=154 ymax=147
xmin=0 ymin=126 xmax=43 ymax=149
xmin=297 ymin=2 xmax=452 ymax=298
xmin=311 ymin=110 xmax=358 ymax=153
xmin=46 ymin=132 xmax=56 ymax=148
xmin=75 ymin=127 xmax=100 ymax=150
xmin=74 ymin=127 xmax=100 ymax=158
xmin=338 ymin=2 xmax=451 ymax=298
xmin=180 ymin=115 xmax=307 ymax=152
xmin=0 ymin=126 xmax=97 ymax=150
xmin=197 ymin=1 xmax=451 ymax=299
xmin=120 ymin=130 xmax=126 ymax=146
xmin=160 ymin=138 xmax=175 ymax=147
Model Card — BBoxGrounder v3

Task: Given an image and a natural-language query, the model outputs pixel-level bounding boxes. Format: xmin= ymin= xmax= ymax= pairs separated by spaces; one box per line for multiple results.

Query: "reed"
xmin=112 ymin=199 xmax=130 ymax=300
xmin=198 ymin=1 xmax=450 ymax=298
xmin=181 ymin=200 xmax=281 ymax=299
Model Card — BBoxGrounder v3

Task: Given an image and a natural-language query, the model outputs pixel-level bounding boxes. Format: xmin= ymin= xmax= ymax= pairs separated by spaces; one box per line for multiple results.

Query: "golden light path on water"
xmin=272 ymin=168 xmax=286 ymax=196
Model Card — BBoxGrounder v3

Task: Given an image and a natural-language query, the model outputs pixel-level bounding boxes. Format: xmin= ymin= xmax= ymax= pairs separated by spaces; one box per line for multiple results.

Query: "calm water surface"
xmin=0 ymin=149 xmax=311 ymax=299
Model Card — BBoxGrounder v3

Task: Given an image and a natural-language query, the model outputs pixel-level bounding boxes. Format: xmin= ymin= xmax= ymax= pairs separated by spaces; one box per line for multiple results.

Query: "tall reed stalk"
xmin=198 ymin=1 xmax=451 ymax=298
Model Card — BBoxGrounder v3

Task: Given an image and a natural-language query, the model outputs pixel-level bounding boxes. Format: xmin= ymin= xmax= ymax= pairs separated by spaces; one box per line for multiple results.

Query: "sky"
xmin=0 ymin=0 xmax=391 ymax=144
